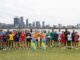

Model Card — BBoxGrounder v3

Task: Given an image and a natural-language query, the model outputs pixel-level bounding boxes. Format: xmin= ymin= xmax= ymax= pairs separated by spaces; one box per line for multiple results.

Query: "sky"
xmin=0 ymin=0 xmax=80 ymax=26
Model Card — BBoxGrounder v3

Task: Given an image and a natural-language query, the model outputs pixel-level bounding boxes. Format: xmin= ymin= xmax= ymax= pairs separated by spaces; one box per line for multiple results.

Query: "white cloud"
xmin=0 ymin=0 xmax=80 ymax=25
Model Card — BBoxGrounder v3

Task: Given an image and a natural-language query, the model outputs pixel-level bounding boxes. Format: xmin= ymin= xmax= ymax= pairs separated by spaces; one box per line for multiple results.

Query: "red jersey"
xmin=20 ymin=32 xmax=26 ymax=42
xmin=74 ymin=34 xmax=79 ymax=42
xmin=60 ymin=33 xmax=66 ymax=43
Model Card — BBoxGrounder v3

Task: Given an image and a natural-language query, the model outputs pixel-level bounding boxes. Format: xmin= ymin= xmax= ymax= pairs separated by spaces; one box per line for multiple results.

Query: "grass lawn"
xmin=0 ymin=47 xmax=80 ymax=60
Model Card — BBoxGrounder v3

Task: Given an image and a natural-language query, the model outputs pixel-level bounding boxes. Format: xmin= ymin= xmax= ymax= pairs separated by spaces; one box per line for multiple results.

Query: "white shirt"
xmin=68 ymin=34 xmax=72 ymax=41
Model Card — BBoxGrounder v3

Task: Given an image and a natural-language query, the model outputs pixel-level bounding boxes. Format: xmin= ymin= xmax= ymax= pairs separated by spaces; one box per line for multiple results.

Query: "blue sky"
xmin=0 ymin=0 xmax=80 ymax=26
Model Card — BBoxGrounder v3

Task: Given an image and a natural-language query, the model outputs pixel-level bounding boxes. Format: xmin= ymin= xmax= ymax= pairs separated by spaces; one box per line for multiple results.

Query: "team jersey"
xmin=33 ymin=32 xmax=39 ymax=40
xmin=15 ymin=34 xmax=20 ymax=41
xmin=40 ymin=33 xmax=46 ymax=39
xmin=9 ymin=34 xmax=14 ymax=40
xmin=67 ymin=34 xmax=72 ymax=41
xmin=20 ymin=32 xmax=26 ymax=41
xmin=26 ymin=33 xmax=31 ymax=39
xmin=0 ymin=32 xmax=3 ymax=40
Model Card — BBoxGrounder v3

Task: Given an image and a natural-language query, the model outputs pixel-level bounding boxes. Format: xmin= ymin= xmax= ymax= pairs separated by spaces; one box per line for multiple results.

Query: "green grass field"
xmin=0 ymin=47 xmax=80 ymax=60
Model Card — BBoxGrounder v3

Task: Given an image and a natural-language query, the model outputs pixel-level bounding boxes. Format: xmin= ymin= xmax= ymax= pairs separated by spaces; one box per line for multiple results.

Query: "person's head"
xmin=75 ymin=32 xmax=78 ymax=35
xmin=13 ymin=30 xmax=16 ymax=32
xmin=72 ymin=30 xmax=75 ymax=33
xmin=62 ymin=31 xmax=64 ymax=34
xmin=0 ymin=29 xmax=2 ymax=32
xmin=10 ymin=31 xmax=12 ymax=34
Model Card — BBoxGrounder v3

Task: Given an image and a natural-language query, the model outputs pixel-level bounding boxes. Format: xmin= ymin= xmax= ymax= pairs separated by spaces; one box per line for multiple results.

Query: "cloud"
xmin=0 ymin=0 xmax=80 ymax=25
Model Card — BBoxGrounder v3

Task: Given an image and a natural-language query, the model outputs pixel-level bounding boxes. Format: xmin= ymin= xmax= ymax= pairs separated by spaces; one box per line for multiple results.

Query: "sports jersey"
xmin=9 ymin=34 xmax=14 ymax=40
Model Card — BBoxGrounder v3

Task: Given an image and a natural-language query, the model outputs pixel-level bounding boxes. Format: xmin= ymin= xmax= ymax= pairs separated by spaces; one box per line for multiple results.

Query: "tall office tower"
xmin=26 ymin=19 xmax=29 ymax=28
xmin=20 ymin=17 xmax=24 ymax=28
xmin=32 ymin=22 xmax=36 ymax=28
xmin=42 ymin=21 xmax=45 ymax=28
xmin=14 ymin=17 xmax=20 ymax=28
xmin=36 ymin=21 xmax=41 ymax=28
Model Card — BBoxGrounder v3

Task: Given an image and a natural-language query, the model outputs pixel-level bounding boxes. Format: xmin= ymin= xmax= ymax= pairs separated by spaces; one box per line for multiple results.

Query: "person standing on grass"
xmin=60 ymin=31 xmax=66 ymax=49
xmin=58 ymin=31 xmax=61 ymax=47
xmin=46 ymin=31 xmax=51 ymax=47
xmin=40 ymin=32 xmax=46 ymax=47
xmin=64 ymin=29 xmax=70 ymax=47
xmin=13 ymin=32 xmax=20 ymax=49
xmin=12 ymin=30 xmax=17 ymax=49
xmin=3 ymin=32 xmax=8 ymax=50
xmin=74 ymin=32 xmax=79 ymax=49
xmin=53 ymin=31 xmax=59 ymax=47
xmin=33 ymin=31 xmax=39 ymax=47
xmin=8 ymin=32 xmax=14 ymax=49
xmin=20 ymin=31 xmax=26 ymax=48
xmin=0 ymin=30 xmax=3 ymax=49
xmin=6 ymin=30 xmax=10 ymax=48
xmin=50 ymin=31 xmax=55 ymax=47
xmin=71 ymin=30 xmax=75 ymax=48
xmin=67 ymin=33 xmax=72 ymax=49
xmin=26 ymin=30 xmax=32 ymax=49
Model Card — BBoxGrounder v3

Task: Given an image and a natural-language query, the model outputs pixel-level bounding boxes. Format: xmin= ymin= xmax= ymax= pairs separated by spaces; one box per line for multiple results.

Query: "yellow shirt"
xmin=34 ymin=32 xmax=39 ymax=39
xmin=9 ymin=34 xmax=14 ymax=40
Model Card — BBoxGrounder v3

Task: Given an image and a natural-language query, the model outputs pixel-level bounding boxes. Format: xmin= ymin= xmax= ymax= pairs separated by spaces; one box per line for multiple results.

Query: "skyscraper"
xmin=36 ymin=21 xmax=41 ymax=28
xmin=14 ymin=16 xmax=24 ymax=28
xmin=14 ymin=17 xmax=20 ymax=28
xmin=20 ymin=17 xmax=24 ymax=28
xmin=42 ymin=21 xmax=45 ymax=28
xmin=32 ymin=22 xmax=36 ymax=28
xmin=26 ymin=19 xmax=28 ymax=28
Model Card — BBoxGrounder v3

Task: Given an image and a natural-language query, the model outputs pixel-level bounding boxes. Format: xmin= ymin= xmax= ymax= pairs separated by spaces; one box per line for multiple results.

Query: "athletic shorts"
xmin=46 ymin=37 xmax=50 ymax=41
xmin=14 ymin=38 xmax=19 ymax=42
xmin=67 ymin=41 xmax=71 ymax=44
xmin=3 ymin=39 xmax=8 ymax=42
xmin=27 ymin=38 xmax=31 ymax=42
xmin=75 ymin=40 xmax=78 ymax=43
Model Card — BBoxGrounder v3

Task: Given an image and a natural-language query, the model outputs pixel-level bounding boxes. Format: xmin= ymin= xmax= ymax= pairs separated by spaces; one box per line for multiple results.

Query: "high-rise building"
xmin=36 ymin=21 xmax=41 ymax=28
xmin=28 ymin=23 xmax=32 ymax=28
xmin=20 ymin=17 xmax=24 ymax=28
xmin=75 ymin=24 xmax=80 ymax=28
xmin=14 ymin=17 xmax=20 ymax=28
xmin=14 ymin=16 xmax=24 ymax=28
xmin=26 ymin=19 xmax=28 ymax=28
xmin=42 ymin=21 xmax=45 ymax=28
xmin=32 ymin=22 xmax=35 ymax=28
xmin=58 ymin=24 xmax=62 ymax=28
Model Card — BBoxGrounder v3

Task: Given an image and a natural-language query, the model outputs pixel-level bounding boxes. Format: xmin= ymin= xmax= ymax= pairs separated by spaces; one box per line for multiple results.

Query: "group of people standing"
xmin=46 ymin=29 xmax=79 ymax=49
xmin=0 ymin=29 xmax=79 ymax=50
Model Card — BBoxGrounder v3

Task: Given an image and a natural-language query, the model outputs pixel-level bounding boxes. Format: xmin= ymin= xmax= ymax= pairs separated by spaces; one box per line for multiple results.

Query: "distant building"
xmin=32 ymin=22 xmax=36 ymax=28
xmin=14 ymin=16 xmax=24 ymax=29
xmin=58 ymin=24 xmax=62 ymax=28
xmin=76 ymin=24 xmax=80 ymax=28
xmin=36 ymin=21 xmax=41 ymax=28
xmin=53 ymin=25 xmax=57 ymax=28
xmin=20 ymin=17 xmax=24 ymax=28
xmin=46 ymin=25 xmax=51 ymax=28
xmin=26 ymin=19 xmax=29 ymax=28
xmin=42 ymin=21 xmax=45 ymax=28
xmin=28 ymin=23 xmax=32 ymax=28
xmin=14 ymin=17 xmax=20 ymax=28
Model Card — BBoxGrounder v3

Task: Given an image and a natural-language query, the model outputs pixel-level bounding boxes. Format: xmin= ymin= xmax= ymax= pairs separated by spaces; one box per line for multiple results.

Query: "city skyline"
xmin=0 ymin=16 xmax=80 ymax=29
xmin=0 ymin=0 xmax=80 ymax=25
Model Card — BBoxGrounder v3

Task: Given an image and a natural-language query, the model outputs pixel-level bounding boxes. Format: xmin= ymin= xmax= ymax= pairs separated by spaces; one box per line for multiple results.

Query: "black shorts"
xmin=27 ymin=38 xmax=31 ymax=42
xmin=72 ymin=38 xmax=75 ymax=42
xmin=3 ymin=39 xmax=8 ymax=42
xmin=67 ymin=41 xmax=71 ymax=45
